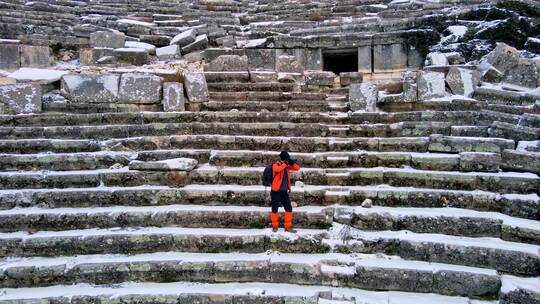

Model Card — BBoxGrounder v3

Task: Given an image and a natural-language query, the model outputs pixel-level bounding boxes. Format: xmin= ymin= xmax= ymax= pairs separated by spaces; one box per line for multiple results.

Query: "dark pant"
xmin=271 ymin=190 xmax=292 ymax=213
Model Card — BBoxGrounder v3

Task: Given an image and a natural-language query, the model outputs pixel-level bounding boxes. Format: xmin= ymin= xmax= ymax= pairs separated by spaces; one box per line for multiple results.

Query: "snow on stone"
xmin=500 ymin=275 xmax=540 ymax=293
xmin=124 ymin=41 xmax=156 ymax=53
xmin=7 ymin=68 xmax=69 ymax=84
xmin=116 ymin=19 xmax=155 ymax=27
xmin=447 ymin=25 xmax=468 ymax=37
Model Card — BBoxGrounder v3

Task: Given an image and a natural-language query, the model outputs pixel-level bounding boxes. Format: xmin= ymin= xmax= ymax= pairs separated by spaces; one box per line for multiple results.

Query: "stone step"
xmin=335 ymin=206 xmax=540 ymax=245
xmin=0 ymin=227 xmax=329 ymax=257
xmin=0 ymin=149 xmax=503 ymax=173
xmin=0 ymin=252 xmax=501 ymax=299
xmin=500 ymin=275 xmax=540 ymax=304
xmin=0 ymin=138 xmax=100 ymax=154
xmin=0 ymin=205 xmax=332 ymax=232
xmin=0 ymin=281 xmax=502 ymax=304
xmin=0 ymin=122 xmax=464 ymax=140
xmin=204 ymin=71 xmax=250 ymax=82
xmin=207 ymin=82 xmax=296 ymax=92
xmin=0 ymin=110 xmax=488 ymax=127
xmin=0 ymin=166 xmax=537 ymax=194
xmin=202 ymin=100 xmax=333 ymax=112
xmin=332 ymin=224 xmax=540 ymax=275
xmin=42 ymin=102 xmax=162 ymax=114
xmin=1 ymin=185 xmax=537 ymax=220
xmin=209 ymin=91 xmax=327 ymax=101
xmin=0 ymin=122 xmax=469 ymax=140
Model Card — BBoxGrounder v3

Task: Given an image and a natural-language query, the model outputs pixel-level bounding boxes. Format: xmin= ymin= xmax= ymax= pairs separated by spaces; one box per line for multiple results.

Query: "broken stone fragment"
xmin=304 ymin=70 xmax=336 ymax=86
xmin=181 ymin=34 xmax=208 ymax=55
xmin=481 ymin=42 xmax=519 ymax=75
xmin=119 ymin=73 xmax=162 ymax=104
xmin=204 ymin=55 xmax=248 ymax=72
xmin=339 ymin=72 xmax=363 ymax=86
xmin=114 ymin=48 xmax=149 ymax=65
xmin=0 ymin=83 xmax=42 ymax=114
xmin=170 ymin=29 xmax=197 ymax=47
xmin=417 ymin=71 xmax=448 ymax=100
xmin=61 ymin=74 xmax=120 ymax=103
xmin=446 ymin=67 xmax=480 ymax=97
xmin=89 ymin=30 xmax=126 ymax=49
xmin=184 ymin=72 xmax=209 ymax=102
xmin=361 ymin=199 xmax=373 ymax=208
xmin=156 ymin=45 xmax=181 ymax=60
xmin=349 ymin=82 xmax=378 ymax=112
xmin=129 ymin=158 xmax=198 ymax=171
xmin=162 ymin=82 xmax=185 ymax=111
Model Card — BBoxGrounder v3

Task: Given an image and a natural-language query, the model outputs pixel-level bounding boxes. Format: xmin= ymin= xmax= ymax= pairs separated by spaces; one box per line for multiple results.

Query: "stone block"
xmin=204 ymin=55 xmax=248 ymax=72
xmin=162 ymin=82 xmax=185 ymax=112
xmin=480 ymin=64 xmax=503 ymax=83
xmin=0 ymin=41 xmax=20 ymax=70
xmin=276 ymin=55 xmax=302 ymax=73
xmin=181 ymin=34 xmax=208 ymax=55
xmin=246 ymin=48 xmax=276 ymax=70
xmin=407 ymin=45 xmax=423 ymax=69
xmin=402 ymin=70 xmax=418 ymax=102
xmin=170 ymin=29 xmax=197 ymax=47
xmin=125 ymin=41 xmax=156 ymax=55
xmin=61 ymin=74 xmax=120 ymax=103
xmin=481 ymin=42 xmax=519 ymax=75
xmin=156 ymin=45 xmax=181 ymax=60
xmin=358 ymin=45 xmax=372 ymax=73
xmin=349 ymin=82 xmax=378 ymax=112
xmin=20 ymin=45 xmax=51 ymax=68
xmin=304 ymin=48 xmax=322 ymax=70
xmin=7 ymin=68 xmax=69 ymax=86
xmin=425 ymin=52 xmax=448 ymax=66
xmin=250 ymin=71 xmax=277 ymax=82
xmin=139 ymin=35 xmax=171 ymax=47
xmin=119 ymin=73 xmax=162 ymax=104
xmin=114 ymin=48 xmax=149 ymax=65
xmin=417 ymin=71 xmax=448 ymax=100
xmin=89 ymin=30 xmax=126 ymax=49
xmin=184 ymin=72 xmax=209 ymax=102
xmin=504 ymin=58 xmax=540 ymax=88
xmin=373 ymin=43 xmax=407 ymax=72
xmin=79 ymin=48 xmax=115 ymax=65
xmin=501 ymin=149 xmax=540 ymax=174
xmin=339 ymin=72 xmax=363 ymax=86
xmin=304 ymin=71 xmax=335 ymax=86
xmin=0 ymin=83 xmax=41 ymax=114
xmin=446 ymin=67 xmax=480 ymax=97
xmin=459 ymin=152 xmax=501 ymax=172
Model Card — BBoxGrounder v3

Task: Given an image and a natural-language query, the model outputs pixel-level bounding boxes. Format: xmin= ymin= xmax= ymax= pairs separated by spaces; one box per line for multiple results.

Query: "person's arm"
xmin=286 ymin=159 xmax=300 ymax=171
xmin=273 ymin=161 xmax=288 ymax=173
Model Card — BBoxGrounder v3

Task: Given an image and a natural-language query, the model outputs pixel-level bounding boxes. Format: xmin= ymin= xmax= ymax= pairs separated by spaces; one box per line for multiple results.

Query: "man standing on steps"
xmin=270 ymin=151 xmax=301 ymax=233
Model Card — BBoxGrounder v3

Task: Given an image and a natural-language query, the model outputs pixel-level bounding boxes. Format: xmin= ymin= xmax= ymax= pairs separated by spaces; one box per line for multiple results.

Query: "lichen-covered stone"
xmin=446 ymin=67 xmax=480 ymax=97
xmin=205 ymin=55 xmax=248 ymax=72
xmin=61 ymin=74 xmax=120 ymax=103
xmin=90 ymin=30 xmax=126 ymax=49
xmin=162 ymin=82 xmax=185 ymax=112
xmin=349 ymin=82 xmax=378 ymax=112
xmin=184 ymin=72 xmax=209 ymax=103
xmin=119 ymin=73 xmax=162 ymax=104
xmin=0 ymin=83 xmax=41 ymax=114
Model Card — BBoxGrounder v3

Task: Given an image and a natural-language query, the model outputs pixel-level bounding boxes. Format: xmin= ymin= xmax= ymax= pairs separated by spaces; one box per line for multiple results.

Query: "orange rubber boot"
xmin=270 ymin=212 xmax=279 ymax=232
xmin=284 ymin=212 xmax=296 ymax=233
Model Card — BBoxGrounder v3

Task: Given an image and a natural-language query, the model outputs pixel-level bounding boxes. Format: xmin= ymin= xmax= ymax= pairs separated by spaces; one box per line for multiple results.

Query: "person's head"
xmin=279 ymin=151 xmax=290 ymax=161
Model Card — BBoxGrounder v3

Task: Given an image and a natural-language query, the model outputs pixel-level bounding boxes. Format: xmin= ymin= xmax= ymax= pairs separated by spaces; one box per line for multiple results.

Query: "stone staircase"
xmin=0 ymin=73 xmax=539 ymax=303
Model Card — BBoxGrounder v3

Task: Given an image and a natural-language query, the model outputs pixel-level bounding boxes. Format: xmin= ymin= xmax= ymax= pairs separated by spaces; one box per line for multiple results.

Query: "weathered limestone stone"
xmin=349 ymin=82 xmax=378 ymax=112
xmin=0 ymin=83 xmax=41 ymax=114
xmin=276 ymin=55 xmax=302 ymax=73
xmin=417 ymin=71 xmax=448 ymax=100
xmin=205 ymin=55 xmax=248 ymax=72
xmin=480 ymin=64 xmax=503 ymax=83
xmin=184 ymin=72 xmax=209 ymax=102
xmin=61 ymin=74 xmax=120 ymax=103
xmin=97 ymin=56 xmax=116 ymax=64
xmin=80 ymin=48 xmax=115 ymax=65
xmin=181 ymin=35 xmax=208 ymax=55
xmin=90 ymin=30 xmax=126 ymax=49
xmin=459 ymin=152 xmax=501 ymax=172
xmin=501 ymin=149 xmax=540 ymax=174
xmin=114 ymin=48 xmax=149 ymax=65
xmin=170 ymin=29 xmax=197 ymax=47
xmin=425 ymin=52 xmax=449 ymax=66
xmin=373 ymin=43 xmax=407 ymax=72
xmin=140 ymin=35 xmax=171 ymax=47
xmin=0 ymin=40 xmax=20 ymax=70
xmin=7 ymin=68 xmax=69 ymax=85
xmin=156 ymin=45 xmax=181 ymax=60
xmin=129 ymin=158 xmax=198 ymax=171
xmin=304 ymin=48 xmax=322 ymax=70
xmin=20 ymin=45 xmax=51 ymax=68
xmin=358 ymin=46 xmax=372 ymax=73
xmin=340 ymin=72 xmax=363 ymax=86
xmin=304 ymin=71 xmax=335 ymax=86
xmin=402 ymin=70 xmax=418 ymax=102
xmin=504 ymin=58 xmax=540 ymax=88
xmin=125 ymin=41 xmax=156 ymax=55
xmin=250 ymin=71 xmax=277 ymax=82
xmin=162 ymin=82 xmax=185 ymax=112
xmin=481 ymin=43 xmax=519 ymax=75
xmin=446 ymin=67 xmax=480 ymax=97
xmin=245 ymin=49 xmax=275 ymax=70
xmin=119 ymin=73 xmax=162 ymax=104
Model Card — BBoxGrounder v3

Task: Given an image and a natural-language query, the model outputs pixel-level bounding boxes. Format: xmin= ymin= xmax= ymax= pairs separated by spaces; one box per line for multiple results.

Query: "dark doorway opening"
xmin=323 ymin=49 xmax=358 ymax=74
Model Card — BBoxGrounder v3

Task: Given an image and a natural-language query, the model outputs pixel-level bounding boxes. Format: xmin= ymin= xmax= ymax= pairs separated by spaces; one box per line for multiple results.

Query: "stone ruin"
xmin=0 ymin=0 xmax=539 ymax=303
